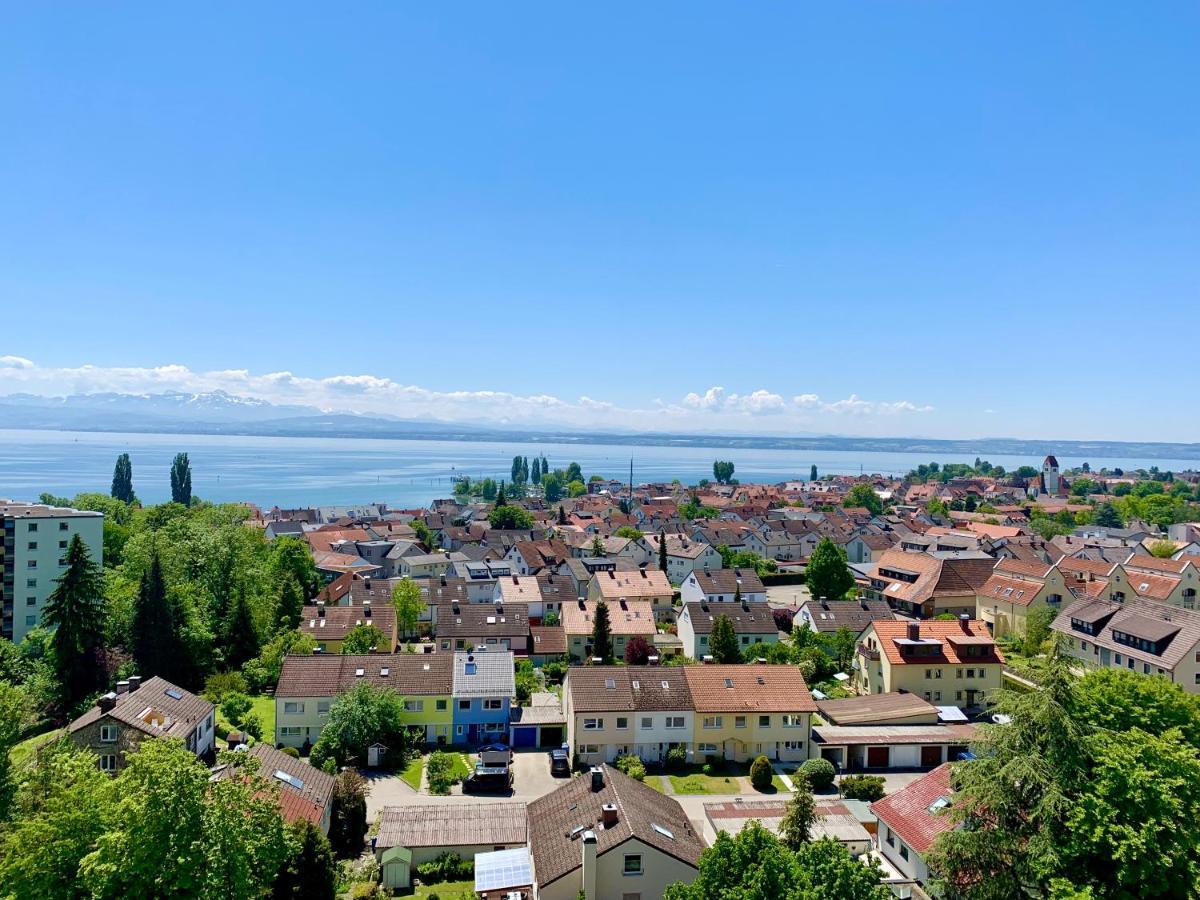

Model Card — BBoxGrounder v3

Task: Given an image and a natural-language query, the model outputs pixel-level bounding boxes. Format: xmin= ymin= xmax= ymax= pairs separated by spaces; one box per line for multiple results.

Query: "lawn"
xmin=644 ymin=775 xmax=667 ymax=794
xmin=400 ymin=755 xmax=424 ymax=791
xmin=10 ymin=728 xmax=64 ymax=770
xmin=448 ymin=752 xmax=472 ymax=781
xmin=668 ymin=772 xmax=741 ymax=795
xmin=215 ymin=694 xmax=275 ymax=742
xmin=414 ymin=879 xmax=475 ymax=898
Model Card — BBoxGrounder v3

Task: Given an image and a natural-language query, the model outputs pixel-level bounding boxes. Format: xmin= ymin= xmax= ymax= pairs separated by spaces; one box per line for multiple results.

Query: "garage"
xmin=921 ymin=745 xmax=944 ymax=767
xmin=538 ymin=725 xmax=563 ymax=748
xmin=511 ymin=726 xmax=538 ymax=749
xmin=866 ymin=746 xmax=890 ymax=768
xmin=508 ymin=691 xmax=565 ymax=751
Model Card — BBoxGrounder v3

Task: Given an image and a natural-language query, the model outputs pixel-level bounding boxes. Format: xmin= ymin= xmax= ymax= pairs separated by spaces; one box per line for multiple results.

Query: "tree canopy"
xmin=805 ymin=537 xmax=855 ymax=603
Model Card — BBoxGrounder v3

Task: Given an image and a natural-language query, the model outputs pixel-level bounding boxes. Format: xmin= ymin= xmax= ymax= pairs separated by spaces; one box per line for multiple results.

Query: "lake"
xmin=2 ymin=429 xmax=1198 ymax=509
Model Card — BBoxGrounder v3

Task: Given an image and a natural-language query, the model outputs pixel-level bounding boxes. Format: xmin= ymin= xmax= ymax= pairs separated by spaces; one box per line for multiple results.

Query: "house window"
xmin=27 ymin=523 xmax=37 ymax=532
xmin=885 ymin=827 xmax=894 ymax=847
xmin=735 ymin=716 xmax=747 ymax=729
xmin=317 ymin=700 xmax=330 ymax=716
xmin=782 ymin=715 xmax=803 ymax=728
xmin=436 ymin=699 xmax=448 ymax=711
xmin=617 ymin=717 xmax=629 ymax=729
xmin=581 ymin=744 xmax=599 ymax=754
xmin=899 ymin=845 xmax=909 ymax=861
xmin=25 ymin=615 xmax=36 ymax=627
xmin=641 ymin=717 xmax=653 ymax=729
xmin=583 ymin=718 xmax=604 ymax=730
xmin=698 ymin=743 xmax=718 ymax=753
xmin=59 ymin=522 xmax=68 ymax=531
xmin=283 ymin=702 xmax=304 ymax=715
xmin=26 ymin=579 xmax=36 ymax=589
xmin=99 ymin=754 xmax=117 ymax=772
xmin=483 ymin=698 xmax=503 ymax=711
xmin=459 ymin=700 xmax=471 ymax=711
xmin=100 ymin=725 xmax=118 ymax=743
xmin=623 ymin=854 xmax=642 ymax=876
xmin=27 ymin=541 xmax=37 ymax=550
xmin=59 ymin=540 xmax=67 ymax=549
xmin=759 ymin=715 xmax=771 ymax=727
xmin=404 ymin=700 xmax=424 ymax=712
xmin=783 ymin=740 xmax=804 ymax=750
xmin=667 ymin=717 xmax=685 ymax=729
xmin=456 ymin=725 xmax=464 ymax=736
xmin=703 ymin=716 xmax=722 ymax=729
xmin=26 ymin=560 xmax=36 ymax=569
xmin=281 ymin=727 xmax=302 ymax=737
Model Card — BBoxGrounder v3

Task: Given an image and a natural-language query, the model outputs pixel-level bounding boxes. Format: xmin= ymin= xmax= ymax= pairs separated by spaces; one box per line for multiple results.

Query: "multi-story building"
xmin=975 ymin=558 xmax=1069 ymax=638
xmin=2 ymin=499 xmax=104 ymax=642
xmin=853 ymin=617 xmax=1004 ymax=710
xmin=451 ymin=649 xmax=515 ymax=745
xmin=561 ymin=599 xmax=657 ymax=662
xmin=867 ymin=549 xmax=994 ymax=618
xmin=675 ymin=601 xmax=779 ymax=660
xmin=1107 ymin=554 xmax=1199 ymax=608
xmin=566 ymin=667 xmax=694 ymax=764
xmin=683 ymin=664 xmax=816 ymax=763
xmin=679 ymin=567 xmax=766 ymax=604
xmin=587 ymin=568 xmax=674 ymax=620
xmin=274 ymin=653 xmax=454 ymax=749
xmin=635 ymin=533 xmax=723 ymax=583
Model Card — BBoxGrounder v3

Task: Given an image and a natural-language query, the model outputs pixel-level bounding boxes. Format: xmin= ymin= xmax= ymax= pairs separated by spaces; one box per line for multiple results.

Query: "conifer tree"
xmin=708 ymin=614 xmax=741 ymax=663
xmin=130 ymin=551 xmax=177 ymax=680
xmin=277 ymin=572 xmax=304 ymax=631
xmin=658 ymin=527 xmax=669 ymax=574
xmin=591 ymin=600 xmax=613 ymax=663
xmin=224 ymin=586 xmax=260 ymax=669
xmin=558 ymin=505 xmax=567 ymax=525
xmin=42 ymin=535 xmax=107 ymax=709
xmin=110 ymin=453 xmax=135 ymax=503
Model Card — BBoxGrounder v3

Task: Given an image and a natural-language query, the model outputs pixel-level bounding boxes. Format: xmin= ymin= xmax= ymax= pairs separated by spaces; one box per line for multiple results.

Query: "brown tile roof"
xmin=679 ymin=602 xmax=776 ymax=635
xmin=1052 ymin=596 xmax=1200 ymax=671
xmin=799 ymin=598 xmax=896 ymax=633
xmin=276 ymin=653 xmax=453 ymax=698
xmin=993 ymin=558 xmax=1053 ymax=579
xmin=527 ymin=764 xmax=703 ymax=889
xmin=683 ymin=664 xmax=817 ymax=713
xmin=816 ymin=692 xmax=939 ymax=726
xmin=866 ymin=620 xmax=1005 ymax=667
xmin=560 ymin=600 xmax=656 ymax=637
xmin=237 ymin=744 xmax=334 ymax=827
xmin=871 ymin=764 xmax=956 ymax=853
xmin=376 ymin=802 xmax=527 ymax=850
xmin=301 ymin=604 xmax=395 ymax=642
xmin=1123 ymin=554 xmax=1193 ymax=575
xmin=978 ymin=574 xmax=1043 ymax=609
xmin=530 ymin=625 xmax=567 ymax=656
xmin=1117 ymin=569 xmax=1182 ymax=601
xmin=418 ymin=576 xmax=473 ymax=605
xmin=690 ymin=568 xmax=766 ymax=596
xmin=568 ymin=667 xmax=693 ymax=713
xmin=68 ymin=676 xmax=213 ymax=741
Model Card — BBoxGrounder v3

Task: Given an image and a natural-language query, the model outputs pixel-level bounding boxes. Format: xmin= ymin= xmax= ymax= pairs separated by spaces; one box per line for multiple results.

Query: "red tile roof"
xmin=866 ymin=620 xmax=1005 ymax=667
xmin=871 ymin=763 xmax=956 ymax=853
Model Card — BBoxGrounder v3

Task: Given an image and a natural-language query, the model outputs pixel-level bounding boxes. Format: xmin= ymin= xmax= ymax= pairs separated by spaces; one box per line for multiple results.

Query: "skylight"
xmin=355 ymin=668 xmax=365 ymax=677
xmin=723 ymin=678 xmax=734 ymax=688
xmin=164 ymin=688 xmax=183 ymax=700
xmin=465 ymin=662 xmax=477 ymax=675
xmin=652 ymin=823 xmax=675 ymax=839
xmin=604 ymin=678 xmax=616 ymax=689
xmin=380 ymin=667 xmax=390 ymax=676
xmin=274 ymin=770 xmax=304 ymax=791
xmin=927 ymin=796 xmax=951 ymax=814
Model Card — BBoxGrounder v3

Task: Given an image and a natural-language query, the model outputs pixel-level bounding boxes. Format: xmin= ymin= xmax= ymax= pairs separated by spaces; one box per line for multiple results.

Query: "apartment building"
xmin=975 ymin=558 xmax=1069 ymax=638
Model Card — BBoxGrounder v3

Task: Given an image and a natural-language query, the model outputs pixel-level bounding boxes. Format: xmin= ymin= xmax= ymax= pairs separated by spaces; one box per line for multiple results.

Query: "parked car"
xmin=479 ymin=743 xmax=514 ymax=766
xmin=550 ymin=748 xmax=570 ymax=777
xmin=463 ymin=765 xmax=514 ymax=794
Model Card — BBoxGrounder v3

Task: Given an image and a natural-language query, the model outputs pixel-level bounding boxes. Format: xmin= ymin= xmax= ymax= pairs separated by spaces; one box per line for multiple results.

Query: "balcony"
xmin=857 ymin=643 xmax=880 ymax=662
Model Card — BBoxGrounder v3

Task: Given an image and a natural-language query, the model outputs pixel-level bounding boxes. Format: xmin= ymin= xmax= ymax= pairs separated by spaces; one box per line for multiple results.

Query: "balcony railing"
xmin=857 ymin=643 xmax=880 ymax=661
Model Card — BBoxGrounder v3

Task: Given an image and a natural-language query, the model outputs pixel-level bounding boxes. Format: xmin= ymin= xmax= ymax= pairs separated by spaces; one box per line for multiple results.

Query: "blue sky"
xmin=1 ymin=3 xmax=1198 ymax=440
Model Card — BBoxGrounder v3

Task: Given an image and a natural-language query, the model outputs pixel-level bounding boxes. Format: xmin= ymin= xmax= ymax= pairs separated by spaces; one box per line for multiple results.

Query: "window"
xmin=899 ymin=845 xmax=910 ymax=861
xmin=27 ymin=541 xmax=37 ymax=550
xmin=885 ymin=827 xmax=894 ymax=847
xmin=26 ymin=560 xmax=36 ymax=569
xmin=783 ymin=740 xmax=804 ymax=750
xmin=436 ymin=699 xmax=447 ymax=710
xmin=703 ymin=716 xmax=722 ymax=729
xmin=281 ymin=726 xmax=302 ymax=737
xmin=59 ymin=522 xmax=68 ymax=531
xmin=782 ymin=715 xmax=803 ymax=728
xmin=283 ymin=702 xmax=304 ymax=715
xmin=623 ymin=854 xmax=642 ymax=876
xmin=25 ymin=597 xmax=35 ymax=606
xmin=26 ymin=579 xmax=36 ymax=589
xmin=616 ymin=717 xmax=629 ymax=729
xmin=59 ymin=540 xmax=67 ymax=549
xmin=581 ymin=744 xmax=599 ymax=754
xmin=25 ymin=615 xmax=36 ymax=627
xmin=641 ymin=717 xmax=653 ymax=729
xmin=735 ymin=716 xmax=747 ymax=729
xmin=583 ymin=718 xmax=604 ymax=730
xmin=698 ymin=742 xmax=717 ymax=753
xmin=27 ymin=523 xmax=37 ymax=532
xmin=667 ymin=716 xmax=685 ymax=729
xmin=759 ymin=715 xmax=771 ymax=727
xmin=934 ymin=691 xmax=941 ymax=702
xmin=483 ymin=698 xmax=503 ymax=710
xmin=404 ymin=700 xmax=424 ymax=712
xmin=99 ymin=754 xmax=117 ymax=773
xmin=458 ymin=700 xmax=471 ymax=711
xmin=456 ymin=725 xmax=464 ymax=736
xmin=317 ymin=700 xmax=330 ymax=716
xmin=100 ymin=725 xmax=118 ymax=743
xmin=924 ymin=668 xmax=932 ymax=680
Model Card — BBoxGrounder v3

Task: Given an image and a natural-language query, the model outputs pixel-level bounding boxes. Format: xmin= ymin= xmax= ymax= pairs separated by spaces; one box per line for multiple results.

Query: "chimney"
xmin=98 ymin=692 xmax=117 ymax=712
xmin=601 ymin=802 xmax=618 ymax=828
xmin=581 ymin=831 xmax=598 ymax=900
xmin=906 ymin=622 xmax=920 ymax=642
xmin=318 ymin=604 xmax=326 ymax=619
xmin=648 ymin=655 xmax=659 ymax=665
xmin=115 ymin=680 xmax=130 ymax=695
xmin=128 ymin=675 xmax=142 ymax=692
xmin=363 ymin=602 xmax=372 ymax=618
xmin=590 ymin=766 xmax=605 ymax=792
xmin=959 ymin=613 xmax=971 ymax=631
xmin=820 ymin=600 xmax=830 ymax=610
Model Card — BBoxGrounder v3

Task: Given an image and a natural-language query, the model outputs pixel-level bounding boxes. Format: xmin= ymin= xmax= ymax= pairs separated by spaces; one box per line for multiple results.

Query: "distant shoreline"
xmin=1 ymin=422 xmax=1197 ymax=464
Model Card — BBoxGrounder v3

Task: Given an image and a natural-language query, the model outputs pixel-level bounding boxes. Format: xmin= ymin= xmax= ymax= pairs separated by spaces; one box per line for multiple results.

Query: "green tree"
xmin=558 ymin=505 xmax=568 ymax=525
xmin=273 ymin=818 xmax=337 ymax=899
xmin=169 ymin=452 xmax=193 ymax=506
xmin=749 ymin=755 xmax=773 ymax=790
xmin=276 ymin=573 xmax=304 ymax=631
xmin=224 ymin=587 xmax=261 ymax=670
xmin=779 ymin=774 xmax=816 ymax=849
xmin=806 ymin=537 xmax=855 ymax=603
xmin=129 ymin=551 xmax=180 ymax=682
xmin=658 ymin=528 xmax=669 ymax=574
xmin=542 ymin=470 xmax=564 ymax=503
xmin=0 ymin=682 xmax=32 ymax=823
xmin=1071 ymin=668 xmax=1200 ymax=748
xmin=309 ymin=682 xmax=407 ymax=769
xmin=514 ymin=658 xmax=538 ymax=707
xmin=495 ymin=482 xmax=507 ymax=506
xmin=591 ymin=601 xmax=613 ymax=663
xmin=1021 ymin=604 xmax=1057 ymax=655
xmin=615 ymin=526 xmax=643 ymax=540
xmin=328 ymin=769 xmax=368 ymax=857
xmin=339 ymin=624 xmax=388 ymax=654
xmin=202 ymin=753 xmax=292 ymax=899
xmin=810 ymin=464 xmax=818 ymax=481
xmin=712 ymin=460 xmax=736 ymax=484
xmin=844 ymin=484 xmax=883 ymax=515
xmin=410 ymin=518 xmax=436 ymax=548
xmin=708 ymin=615 xmax=741 ymax=664
xmin=566 ymin=462 xmax=583 ymax=483
xmin=110 ymin=453 xmax=135 ymax=504
xmin=531 ymin=456 xmax=542 ymax=484
xmin=391 ymin=578 xmax=426 ymax=641
xmin=271 ymin=536 xmax=320 ymax=600
xmin=243 ymin=629 xmax=316 ymax=693
xmin=590 ymin=535 xmax=607 ymax=558
xmin=488 ymin=505 xmax=534 ymax=530
xmin=566 ymin=480 xmax=587 ymax=497
xmin=511 ymin=455 xmax=524 ymax=484
xmin=480 ymin=478 xmax=498 ymax=502
xmin=42 ymin=534 xmax=107 ymax=710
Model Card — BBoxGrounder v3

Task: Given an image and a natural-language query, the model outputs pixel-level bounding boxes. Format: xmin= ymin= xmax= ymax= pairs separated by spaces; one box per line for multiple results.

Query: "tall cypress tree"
xmin=531 ymin=457 xmax=542 ymax=484
xmin=658 ymin=527 xmax=669 ymax=574
xmin=558 ymin=505 xmax=567 ymax=525
xmin=591 ymin=600 xmax=613 ymax=663
xmin=224 ymin=586 xmax=260 ymax=669
xmin=709 ymin=614 xmax=741 ymax=663
xmin=810 ymin=464 xmax=818 ymax=482
xmin=111 ymin=453 xmax=134 ymax=503
xmin=130 ymin=551 xmax=176 ymax=680
xmin=170 ymin=452 xmax=192 ymax=506
xmin=277 ymin=573 xmax=304 ymax=631
xmin=495 ymin=482 xmax=507 ymax=507
xmin=42 ymin=535 xmax=107 ymax=710
xmin=511 ymin=456 xmax=523 ymax=484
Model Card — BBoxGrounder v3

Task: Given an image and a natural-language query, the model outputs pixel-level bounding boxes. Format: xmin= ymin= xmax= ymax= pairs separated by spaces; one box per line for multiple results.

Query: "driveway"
xmin=766 ymin=584 xmax=811 ymax=610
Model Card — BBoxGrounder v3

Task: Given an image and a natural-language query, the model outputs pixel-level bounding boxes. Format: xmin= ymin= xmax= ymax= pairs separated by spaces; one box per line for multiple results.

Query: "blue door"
xmin=468 ymin=724 xmax=479 ymax=744
xmin=512 ymin=727 xmax=537 ymax=749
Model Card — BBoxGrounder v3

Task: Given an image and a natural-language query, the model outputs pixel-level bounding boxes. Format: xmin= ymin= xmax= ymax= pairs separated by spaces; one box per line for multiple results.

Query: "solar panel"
xmin=474 ymin=847 xmax=532 ymax=893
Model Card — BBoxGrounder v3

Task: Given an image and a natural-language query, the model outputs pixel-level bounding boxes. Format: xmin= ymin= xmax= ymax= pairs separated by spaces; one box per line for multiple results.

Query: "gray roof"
xmin=69 ymin=676 xmax=212 ymax=740
xmin=376 ymin=802 xmax=527 ymax=850
xmin=453 ymin=650 xmax=516 ymax=697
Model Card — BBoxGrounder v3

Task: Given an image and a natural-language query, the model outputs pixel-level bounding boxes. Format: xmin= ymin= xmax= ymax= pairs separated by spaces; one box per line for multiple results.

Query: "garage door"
xmin=921 ymin=746 xmax=943 ymax=767
xmin=539 ymin=726 xmax=564 ymax=748
xmin=511 ymin=727 xmax=538 ymax=749
xmin=866 ymin=746 xmax=890 ymax=768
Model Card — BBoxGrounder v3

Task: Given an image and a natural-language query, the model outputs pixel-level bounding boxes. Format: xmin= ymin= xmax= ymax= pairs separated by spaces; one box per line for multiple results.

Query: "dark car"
xmin=550 ymin=749 xmax=570 ymax=777
xmin=463 ymin=765 xmax=514 ymax=794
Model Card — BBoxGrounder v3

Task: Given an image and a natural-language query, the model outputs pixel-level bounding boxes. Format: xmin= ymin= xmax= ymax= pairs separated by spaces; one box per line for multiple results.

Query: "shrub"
xmin=427 ymin=751 xmax=464 ymax=795
xmin=839 ymin=774 xmax=885 ymax=801
xmin=220 ymin=691 xmax=252 ymax=726
xmin=772 ymin=607 xmax=796 ymax=634
xmin=281 ymin=746 xmax=301 ymax=759
xmin=799 ymin=758 xmax=836 ymax=790
xmin=749 ymin=755 xmax=773 ymax=790
xmin=416 ymin=851 xmax=474 ymax=884
xmin=204 ymin=670 xmax=248 ymax=703
xmin=665 ymin=745 xmax=687 ymax=772
xmin=241 ymin=711 xmax=263 ymax=741
xmin=615 ymin=754 xmax=646 ymax=782
xmin=701 ymin=764 xmax=713 ymax=776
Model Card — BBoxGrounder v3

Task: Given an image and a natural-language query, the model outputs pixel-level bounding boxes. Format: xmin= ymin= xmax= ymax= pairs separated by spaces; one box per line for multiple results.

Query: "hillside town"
xmin=3 ymin=451 xmax=1200 ymax=899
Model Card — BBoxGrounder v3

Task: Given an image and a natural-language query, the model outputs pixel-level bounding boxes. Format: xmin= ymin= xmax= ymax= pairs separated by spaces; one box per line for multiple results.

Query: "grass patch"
xmin=668 ymin=773 xmax=740 ymax=795
xmin=400 ymin=755 xmax=424 ymax=791
xmin=10 ymin=728 xmax=64 ymax=770
xmin=215 ymin=694 xmax=276 ymax=743
xmin=414 ymin=879 xmax=475 ymax=898
xmin=644 ymin=775 xmax=667 ymax=794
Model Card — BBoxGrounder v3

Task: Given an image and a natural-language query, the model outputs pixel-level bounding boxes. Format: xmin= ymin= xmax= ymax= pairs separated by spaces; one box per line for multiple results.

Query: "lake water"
xmin=1 ymin=429 xmax=1198 ymax=509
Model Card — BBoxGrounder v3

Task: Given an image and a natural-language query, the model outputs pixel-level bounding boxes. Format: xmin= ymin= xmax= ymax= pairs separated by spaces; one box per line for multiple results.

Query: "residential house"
xmin=450 ymin=559 xmax=514 ymax=601
xmin=274 ymin=654 xmax=454 ymax=749
xmin=566 ymin=667 xmax=694 ymax=764
xmin=701 ymin=798 xmax=872 ymax=855
xmin=300 ymin=599 xmax=396 ymax=653
xmin=214 ymin=743 xmax=335 ymax=835
xmin=527 ymin=764 xmax=704 ymax=900
xmin=794 ymin=598 xmax=897 ymax=635
xmin=679 ymin=567 xmax=766 ymax=604
xmin=434 ymin=599 xmax=530 ymax=655
xmin=974 ymin=558 xmax=1068 ymax=638
xmin=397 ymin=551 xmax=466 ymax=579
xmin=636 ymin=533 xmax=722 ymax=583
xmin=844 ymin=533 xmax=897 ymax=564
xmin=529 ymin=625 xmax=568 ymax=664
xmin=505 ymin=539 xmax=571 ymax=575
xmin=561 ymin=599 xmax=657 ymax=663
xmin=676 ymin=601 xmax=779 ymax=660
xmin=871 ymin=763 xmax=956 ymax=886
xmin=554 ymin=556 xmax=640 ymax=599
xmin=853 ymin=618 xmax=1004 ymax=710
xmin=1107 ymin=554 xmax=1199 ymax=608
xmin=68 ymin=676 xmax=214 ymax=774
xmin=684 ymin=664 xmax=816 ymax=763
xmin=452 ymin=649 xmax=515 ymax=745
xmin=867 ymin=550 xmax=995 ymax=618
xmin=1051 ymin=596 xmax=1200 ymax=691
xmin=587 ymin=568 xmax=674 ymax=620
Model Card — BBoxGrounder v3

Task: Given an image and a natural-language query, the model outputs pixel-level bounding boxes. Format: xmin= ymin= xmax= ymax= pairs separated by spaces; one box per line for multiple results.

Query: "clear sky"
xmin=2 ymin=4 xmax=1198 ymax=440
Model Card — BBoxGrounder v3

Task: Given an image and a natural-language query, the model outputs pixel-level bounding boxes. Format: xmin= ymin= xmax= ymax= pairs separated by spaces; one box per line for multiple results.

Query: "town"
xmin=2 ymin=451 xmax=1200 ymax=899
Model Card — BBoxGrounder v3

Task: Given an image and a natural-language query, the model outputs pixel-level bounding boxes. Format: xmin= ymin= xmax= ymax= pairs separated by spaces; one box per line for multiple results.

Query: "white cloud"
xmin=0 ymin=357 xmax=935 ymax=434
